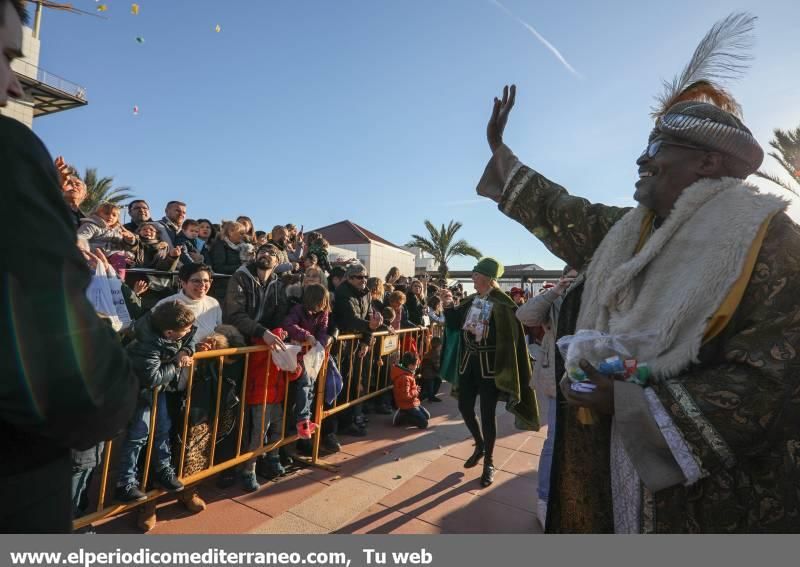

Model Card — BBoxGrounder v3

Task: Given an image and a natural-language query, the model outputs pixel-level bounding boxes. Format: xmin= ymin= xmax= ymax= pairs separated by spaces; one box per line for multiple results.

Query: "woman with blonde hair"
xmin=209 ymin=221 xmax=246 ymax=300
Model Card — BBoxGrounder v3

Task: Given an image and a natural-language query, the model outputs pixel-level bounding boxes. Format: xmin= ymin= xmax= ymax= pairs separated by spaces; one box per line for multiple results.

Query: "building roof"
xmin=311 ymin=220 xmax=411 ymax=253
xmin=503 ymin=263 xmax=545 ymax=271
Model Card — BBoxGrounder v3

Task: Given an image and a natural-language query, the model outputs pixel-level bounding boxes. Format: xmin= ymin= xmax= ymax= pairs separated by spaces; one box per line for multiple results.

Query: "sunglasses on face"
xmin=350 ymin=275 xmax=368 ymax=280
xmin=642 ymin=139 xmax=709 ymax=159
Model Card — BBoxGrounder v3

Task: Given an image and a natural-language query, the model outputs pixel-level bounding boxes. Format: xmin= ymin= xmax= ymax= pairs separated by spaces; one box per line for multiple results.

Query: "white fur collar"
xmin=576 ymin=177 xmax=787 ymax=378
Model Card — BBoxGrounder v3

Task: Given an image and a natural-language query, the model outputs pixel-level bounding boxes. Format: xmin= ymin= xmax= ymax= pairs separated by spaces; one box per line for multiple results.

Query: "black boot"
xmin=464 ymin=444 xmax=485 ymax=468
xmin=480 ymin=461 xmax=495 ymax=487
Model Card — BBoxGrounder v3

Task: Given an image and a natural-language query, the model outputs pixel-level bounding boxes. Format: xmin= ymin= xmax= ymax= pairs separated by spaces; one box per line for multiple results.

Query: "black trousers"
xmin=457 ymin=356 xmax=500 ymax=462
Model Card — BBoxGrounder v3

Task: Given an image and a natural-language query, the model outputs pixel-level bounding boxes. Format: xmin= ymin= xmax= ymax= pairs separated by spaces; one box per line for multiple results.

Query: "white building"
xmin=312 ymin=221 xmax=415 ymax=279
xmin=403 ymin=246 xmax=439 ymax=276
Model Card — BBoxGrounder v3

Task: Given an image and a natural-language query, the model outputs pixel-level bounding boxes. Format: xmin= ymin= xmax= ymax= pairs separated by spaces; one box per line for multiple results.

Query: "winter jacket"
xmin=155 ymin=216 xmax=180 ymax=247
xmin=333 ymin=280 xmax=382 ymax=346
xmin=284 ymin=303 xmax=330 ymax=345
xmin=244 ymin=334 xmax=302 ymax=405
xmin=209 ymin=238 xmax=242 ymax=276
xmin=1 ymin=116 xmax=138 ymax=534
xmin=131 ymin=238 xmax=179 ymax=293
xmin=223 ymin=264 xmax=289 ymax=340
xmin=421 ymin=349 xmax=441 ymax=382
xmin=77 ymin=214 xmax=138 ymax=257
xmin=406 ymin=293 xmax=426 ymax=326
xmin=126 ymin=313 xmax=197 ymax=395
xmin=391 ymin=365 xmax=420 ymax=410
xmin=515 ymin=287 xmax=564 ymax=399
xmin=174 ymin=232 xmax=203 ymax=265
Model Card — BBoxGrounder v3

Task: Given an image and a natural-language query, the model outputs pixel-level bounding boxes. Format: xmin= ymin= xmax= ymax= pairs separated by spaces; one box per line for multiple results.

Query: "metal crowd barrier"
xmin=73 ymin=326 xmax=435 ymax=531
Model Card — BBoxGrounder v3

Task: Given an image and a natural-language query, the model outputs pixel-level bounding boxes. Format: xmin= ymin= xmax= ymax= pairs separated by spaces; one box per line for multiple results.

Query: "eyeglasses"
xmin=188 ymin=278 xmax=212 ymax=285
xmin=350 ymin=275 xmax=368 ymax=280
xmin=641 ymin=139 xmax=709 ymax=159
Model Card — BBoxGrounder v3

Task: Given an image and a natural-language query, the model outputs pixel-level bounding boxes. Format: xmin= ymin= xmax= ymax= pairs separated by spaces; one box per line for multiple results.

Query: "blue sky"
xmin=33 ymin=0 xmax=800 ymax=270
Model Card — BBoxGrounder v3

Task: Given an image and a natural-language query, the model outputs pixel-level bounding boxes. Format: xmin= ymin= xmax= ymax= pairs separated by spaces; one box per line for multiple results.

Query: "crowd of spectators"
xmin=54 ymin=155 xmax=459 ymax=532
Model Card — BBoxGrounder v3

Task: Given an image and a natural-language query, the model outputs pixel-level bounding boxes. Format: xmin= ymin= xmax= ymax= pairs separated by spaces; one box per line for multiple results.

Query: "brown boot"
xmin=179 ymin=489 xmax=207 ymax=513
xmin=136 ymin=501 xmax=157 ymax=532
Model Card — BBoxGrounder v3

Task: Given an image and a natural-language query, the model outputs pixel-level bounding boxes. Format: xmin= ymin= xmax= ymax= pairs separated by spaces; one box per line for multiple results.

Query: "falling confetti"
xmin=214 ymin=24 xmax=221 ymax=33
xmin=133 ymin=105 xmax=139 ymax=116
xmin=135 ymin=36 xmax=145 ymax=44
xmin=97 ymin=4 xmax=108 ymax=11
xmin=131 ymin=3 xmax=139 ymax=15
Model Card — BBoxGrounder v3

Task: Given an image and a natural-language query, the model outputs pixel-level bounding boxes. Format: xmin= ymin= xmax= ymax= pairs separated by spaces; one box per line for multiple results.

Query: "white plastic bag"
xmin=85 ymin=264 xmax=123 ymax=331
xmin=272 ymin=344 xmax=302 ymax=372
xmin=105 ymin=264 xmax=132 ymax=330
xmin=556 ymin=329 xmax=657 ymax=384
xmin=302 ymin=342 xmax=326 ymax=379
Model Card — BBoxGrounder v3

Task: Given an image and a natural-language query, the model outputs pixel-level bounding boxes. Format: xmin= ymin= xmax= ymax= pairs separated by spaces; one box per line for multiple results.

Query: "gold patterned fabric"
xmin=499 ymin=163 xmax=800 ymax=532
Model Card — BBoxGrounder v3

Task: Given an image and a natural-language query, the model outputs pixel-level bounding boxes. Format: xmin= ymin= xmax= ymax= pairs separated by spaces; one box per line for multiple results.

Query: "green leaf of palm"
xmin=406 ymin=219 xmax=481 ymax=279
xmin=80 ymin=167 xmax=136 ymax=212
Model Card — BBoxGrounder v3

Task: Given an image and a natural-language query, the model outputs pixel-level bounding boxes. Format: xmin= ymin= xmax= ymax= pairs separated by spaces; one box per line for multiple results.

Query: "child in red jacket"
xmin=240 ymin=329 xmax=302 ymax=492
xmin=391 ymin=352 xmax=430 ymax=429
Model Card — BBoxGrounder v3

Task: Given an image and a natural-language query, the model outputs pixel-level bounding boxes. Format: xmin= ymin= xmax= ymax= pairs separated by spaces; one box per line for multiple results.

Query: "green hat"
xmin=472 ymin=257 xmax=504 ymax=280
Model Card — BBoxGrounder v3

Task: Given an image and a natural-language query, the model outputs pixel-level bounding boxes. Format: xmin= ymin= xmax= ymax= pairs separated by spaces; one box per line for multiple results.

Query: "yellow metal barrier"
xmin=73 ymin=327 xmax=432 ymax=531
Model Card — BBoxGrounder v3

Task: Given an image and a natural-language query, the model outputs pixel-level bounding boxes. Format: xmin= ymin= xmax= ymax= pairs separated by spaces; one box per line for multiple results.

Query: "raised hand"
xmin=487 ymin=84 xmax=516 ymax=154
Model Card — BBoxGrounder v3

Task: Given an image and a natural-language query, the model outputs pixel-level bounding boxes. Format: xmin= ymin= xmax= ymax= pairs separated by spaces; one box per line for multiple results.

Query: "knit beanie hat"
xmin=472 ymin=257 xmax=504 ymax=280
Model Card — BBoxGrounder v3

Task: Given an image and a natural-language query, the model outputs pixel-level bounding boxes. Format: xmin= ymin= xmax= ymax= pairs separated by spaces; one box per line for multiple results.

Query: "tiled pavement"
xmin=94 ymin=384 xmax=547 ymax=534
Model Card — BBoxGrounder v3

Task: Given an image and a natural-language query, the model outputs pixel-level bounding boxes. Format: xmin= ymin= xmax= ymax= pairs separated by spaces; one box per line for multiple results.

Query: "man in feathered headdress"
xmin=476 ymin=13 xmax=800 ymax=533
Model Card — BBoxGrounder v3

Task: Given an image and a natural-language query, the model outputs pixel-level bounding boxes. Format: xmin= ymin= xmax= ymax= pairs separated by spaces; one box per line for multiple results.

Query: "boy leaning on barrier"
xmin=114 ymin=301 xmax=197 ymax=504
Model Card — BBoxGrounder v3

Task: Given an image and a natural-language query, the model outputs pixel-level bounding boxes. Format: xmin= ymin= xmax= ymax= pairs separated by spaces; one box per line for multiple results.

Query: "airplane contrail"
xmin=488 ymin=0 xmax=581 ymax=79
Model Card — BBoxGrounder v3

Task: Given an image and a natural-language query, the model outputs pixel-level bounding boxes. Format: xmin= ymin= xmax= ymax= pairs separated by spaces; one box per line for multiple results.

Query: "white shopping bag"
xmin=272 ymin=344 xmax=302 ymax=372
xmin=302 ymin=342 xmax=326 ymax=379
xmin=105 ymin=264 xmax=132 ymax=330
xmin=85 ymin=264 xmax=123 ymax=331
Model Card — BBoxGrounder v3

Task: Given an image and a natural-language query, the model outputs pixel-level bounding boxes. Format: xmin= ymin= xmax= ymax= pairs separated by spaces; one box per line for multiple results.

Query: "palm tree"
xmin=406 ymin=220 xmax=482 ymax=281
xmin=79 ymin=167 xmax=135 ymax=212
xmin=754 ymin=126 xmax=800 ymax=195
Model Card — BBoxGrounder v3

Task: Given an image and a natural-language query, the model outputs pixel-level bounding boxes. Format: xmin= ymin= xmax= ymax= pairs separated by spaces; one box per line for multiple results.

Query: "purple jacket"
xmin=284 ymin=303 xmax=330 ymax=345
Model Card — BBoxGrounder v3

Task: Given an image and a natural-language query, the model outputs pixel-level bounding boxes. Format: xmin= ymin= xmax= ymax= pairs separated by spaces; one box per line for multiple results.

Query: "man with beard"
xmin=1 ymin=0 xmax=137 ymax=532
xmin=223 ymin=244 xmax=289 ymax=348
xmin=269 ymin=225 xmax=299 ymax=274
xmin=124 ymin=200 xmax=152 ymax=233
xmin=475 ymin=15 xmax=800 ymax=533
xmin=155 ymin=200 xmax=187 ymax=247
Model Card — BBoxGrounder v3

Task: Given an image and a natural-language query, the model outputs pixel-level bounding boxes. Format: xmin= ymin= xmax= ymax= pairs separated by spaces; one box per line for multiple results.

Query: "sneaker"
xmin=240 ymin=470 xmax=260 ymax=493
xmin=322 ymin=433 xmax=341 ymax=453
xmin=420 ymin=406 xmax=431 ymax=419
xmin=179 ymin=489 xmax=206 ymax=513
xmin=136 ymin=501 xmax=157 ymax=532
xmin=296 ymin=419 xmax=318 ymax=439
xmin=341 ymin=424 xmax=367 ymax=437
xmin=537 ymin=499 xmax=548 ymax=529
xmin=114 ymin=483 xmax=148 ymax=503
xmin=256 ymin=457 xmax=285 ymax=480
xmin=154 ymin=468 xmax=184 ymax=493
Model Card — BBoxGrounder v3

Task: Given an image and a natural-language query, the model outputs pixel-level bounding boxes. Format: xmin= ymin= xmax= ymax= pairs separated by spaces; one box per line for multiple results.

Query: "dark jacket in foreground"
xmin=0 ymin=116 xmax=137 ymax=531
